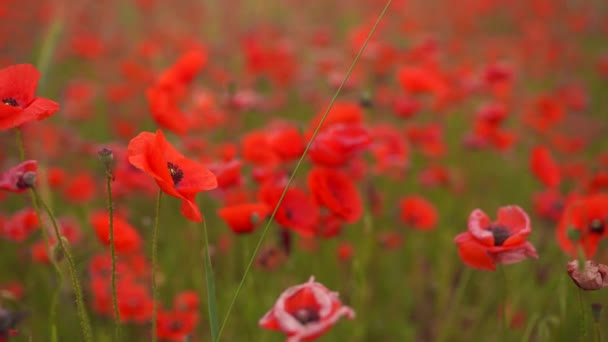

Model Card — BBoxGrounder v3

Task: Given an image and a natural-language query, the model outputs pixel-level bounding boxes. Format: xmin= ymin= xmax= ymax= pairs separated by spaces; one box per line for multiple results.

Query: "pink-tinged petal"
xmin=258 ymin=308 xmax=281 ymax=331
xmin=467 ymin=209 xmax=494 ymax=246
xmin=0 ymin=64 xmax=40 ymax=106
xmin=454 ymin=232 xmax=496 ymax=271
xmin=490 ymin=241 xmax=538 ymax=265
xmin=180 ymin=194 xmax=202 ymax=222
xmin=0 ymin=160 xmax=37 ymax=193
xmin=567 ymin=260 xmax=608 ymax=291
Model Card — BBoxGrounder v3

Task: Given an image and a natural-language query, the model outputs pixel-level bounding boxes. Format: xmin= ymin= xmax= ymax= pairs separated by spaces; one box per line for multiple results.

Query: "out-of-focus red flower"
xmin=1 ymin=208 xmax=38 ymax=242
xmin=0 ymin=160 xmax=37 ymax=193
xmin=556 ymin=194 xmax=608 ymax=258
xmin=567 ymin=260 xmax=608 ymax=291
xmin=378 ymin=231 xmax=404 ymax=250
xmin=255 ymin=245 xmax=287 ymax=271
xmin=0 ymin=64 xmax=59 ymax=130
xmin=259 ymin=276 xmax=355 ymax=342
xmin=454 ymin=206 xmax=539 ymax=271
xmin=309 ymin=101 xmax=364 ymax=131
xmin=530 ymin=146 xmax=561 ymax=188
xmin=217 ymin=202 xmax=270 ymax=234
xmin=62 ymin=172 xmax=97 ymax=203
xmin=337 ymin=242 xmax=354 ymax=263
xmin=532 ymin=189 xmax=564 ymax=222
xmin=117 ymin=281 xmax=154 ymax=323
xmin=90 ymin=211 xmax=142 ymax=254
xmin=398 ymin=195 xmax=438 ymax=231
xmin=308 ymin=167 xmax=363 ymax=224
xmin=128 ymin=130 xmax=218 ymax=222
xmin=0 ymin=281 xmax=24 ymax=301
xmin=207 ymin=159 xmax=242 ymax=190
xmin=258 ymin=180 xmax=320 ymax=237
xmin=173 ymin=291 xmax=199 ymax=312
xmin=156 ymin=309 xmax=198 ymax=341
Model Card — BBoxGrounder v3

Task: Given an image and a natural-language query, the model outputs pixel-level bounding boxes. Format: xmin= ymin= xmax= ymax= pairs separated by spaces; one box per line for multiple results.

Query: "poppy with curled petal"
xmin=127 ymin=130 xmax=218 ymax=222
xmin=454 ymin=206 xmax=539 ymax=271
xmin=0 ymin=160 xmax=37 ymax=193
xmin=217 ymin=202 xmax=270 ymax=234
xmin=308 ymin=167 xmax=363 ymax=224
xmin=259 ymin=276 xmax=355 ymax=342
xmin=0 ymin=64 xmax=59 ymax=130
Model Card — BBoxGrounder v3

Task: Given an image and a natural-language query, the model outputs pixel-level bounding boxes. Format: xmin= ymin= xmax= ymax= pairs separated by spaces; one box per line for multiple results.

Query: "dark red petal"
xmin=454 ymin=232 xmax=496 ymax=271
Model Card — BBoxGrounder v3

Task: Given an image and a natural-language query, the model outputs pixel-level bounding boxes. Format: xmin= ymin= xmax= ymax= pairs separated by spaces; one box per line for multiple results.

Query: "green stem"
xmin=595 ymin=323 xmax=602 ymax=342
xmin=437 ymin=268 xmax=472 ymax=342
xmin=151 ymin=190 xmax=163 ymax=342
xmin=577 ymin=289 xmax=587 ymax=342
xmin=15 ymin=128 xmax=63 ymax=341
xmin=499 ymin=266 xmax=509 ymax=342
xmin=32 ymin=187 xmax=93 ymax=342
xmin=202 ymin=210 xmax=219 ymax=341
xmin=106 ymin=171 xmax=121 ymax=339
xmin=215 ymin=0 xmax=394 ymax=340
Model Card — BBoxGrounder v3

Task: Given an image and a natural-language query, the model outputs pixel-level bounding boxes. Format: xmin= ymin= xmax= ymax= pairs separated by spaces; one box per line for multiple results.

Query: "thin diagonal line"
xmin=215 ymin=1 xmax=394 ymax=340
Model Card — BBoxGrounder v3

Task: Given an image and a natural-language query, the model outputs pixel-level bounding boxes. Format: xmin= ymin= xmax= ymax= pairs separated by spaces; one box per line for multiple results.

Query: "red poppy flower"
xmin=173 ymin=291 xmax=199 ymax=312
xmin=127 ymin=130 xmax=218 ymax=222
xmin=532 ymin=189 xmax=564 ymax=222
xmin=259 ymin=276 xmax=355 ymax=342
xmin=556 ymin=194 xmax=608 ymax=258
xmin=117 ymin=281 xmax=154 ymax=323
xmin=90 ymin=211 xmax=142 ymax=254
xmin=0 ymin=160 xmax=37 ymax=193
xmin=156 ymin=309 xmax=198 ymax=341
xmin=217 ymin=202 xmax=270 ymax=234
xmin=62 ymin=171 xmax=97 ymax=203
xmin=255 ymin=245 xmax=287 ymax=271
xmin=0 ymin=64 xmax=59 ymax=130
xmin=567 ymin=260 xmax=608 ymax=291
xmin=258 ymin=180 xmax=320 ymax=237
xmin=1 ymin=208 xmax=38 ymax=242
xmin=398 ymin=195 xmax=438 ymax=231
xmin=308 ymin=167 xmax=363 ymax=224
xmin=530 ymin=146 xmax=561 ymax=188
xmin=454 ymin=206 xmax=539 ymax=271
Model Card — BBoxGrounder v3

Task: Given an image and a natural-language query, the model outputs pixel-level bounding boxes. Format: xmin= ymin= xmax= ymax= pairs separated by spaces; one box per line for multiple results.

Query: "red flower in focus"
xmin=398 ymin=195 xmax=438 ymax=231
xmin=156 ymin=309 xmax=198 ymax=341
xmin=308 ymin=167 xmax=363 ymax=224
xmin=127 ymin=130 xmax=218 ymax=222
xmin=90 ymin=211 xmax=142 ymax=254
xmin=0 ymin=160 xmax=36 ymax=193
xmin=259 ymin=276 xmax=355 ymax=342
xmin=454 ymin=206 xmax=539 ymax=271
xmin=556 ymin=194 xmax=608 ymax=258
xmin=217 ymin=202 xmax=270 ymax=234
xmin=0 ymin=64 xmax=59 ymax=130
xmin=530 ymin=146 xmax=561 ymax=188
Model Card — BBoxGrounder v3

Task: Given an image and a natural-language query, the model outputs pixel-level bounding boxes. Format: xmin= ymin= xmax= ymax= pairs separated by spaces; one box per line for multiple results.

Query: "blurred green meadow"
xmin=1 ymin=0 xmax=608 ymax=341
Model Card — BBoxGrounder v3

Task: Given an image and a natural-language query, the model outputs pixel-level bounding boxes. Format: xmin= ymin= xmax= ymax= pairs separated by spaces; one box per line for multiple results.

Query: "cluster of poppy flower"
xmin=1 ymin=0 xmax=608 ymax=340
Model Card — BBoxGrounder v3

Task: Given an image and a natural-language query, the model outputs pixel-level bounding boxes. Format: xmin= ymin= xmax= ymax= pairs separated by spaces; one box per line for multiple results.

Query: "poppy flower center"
xmin=168 ymin=319 xmax=183 ymax=332
xmin=2 ymin=98 xmax=19 ymax=107
xmin=292 ymin=307 xmax=320 ymax=325
xmin=167 ymin=162 xmax=184 ymax=185
xmin=589 ymin=219 xmax=605 ymax=234
xmin=487 ymin=224 xmax=511 ymax=246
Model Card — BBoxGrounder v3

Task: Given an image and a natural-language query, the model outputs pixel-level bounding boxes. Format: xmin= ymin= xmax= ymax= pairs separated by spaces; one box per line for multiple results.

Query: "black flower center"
xmin=487 ymin=224 xmax=511 ymax=246
xmin=292 ymin=307 xmax=320 ymax=325
xmin=168 ymin=319 xmax=183 ymax=332
xmin=167 ymin=162 xmax=184 ymax=185
xmin=589 ymin=219 xmax=605 ymax=235
xmin=2 ymin=97 xmax=19 ymax=107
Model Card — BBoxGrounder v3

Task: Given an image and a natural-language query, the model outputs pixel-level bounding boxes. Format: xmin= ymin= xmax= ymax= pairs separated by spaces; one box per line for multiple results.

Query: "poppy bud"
xmin=21 ymin=171 xmax=36 ymax=188
xmin=591 ymin=303 xmax=602 ymax=323
xmin=97 ymin=148 xmax=114 ymax=177
xmin=51 ymin=237 xmax=70 ymax=263
xmin=567 ymin=260 xmax=608 ymax=291
xmin=566 ymin=226 xmax=581 ymax=242
xmin=359 ymin=90 xmax=373 ymax=108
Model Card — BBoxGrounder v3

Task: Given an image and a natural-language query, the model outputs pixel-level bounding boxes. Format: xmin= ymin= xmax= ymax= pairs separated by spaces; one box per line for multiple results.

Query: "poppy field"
xmin=2 ymin=0 xmax=608 ymax=341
